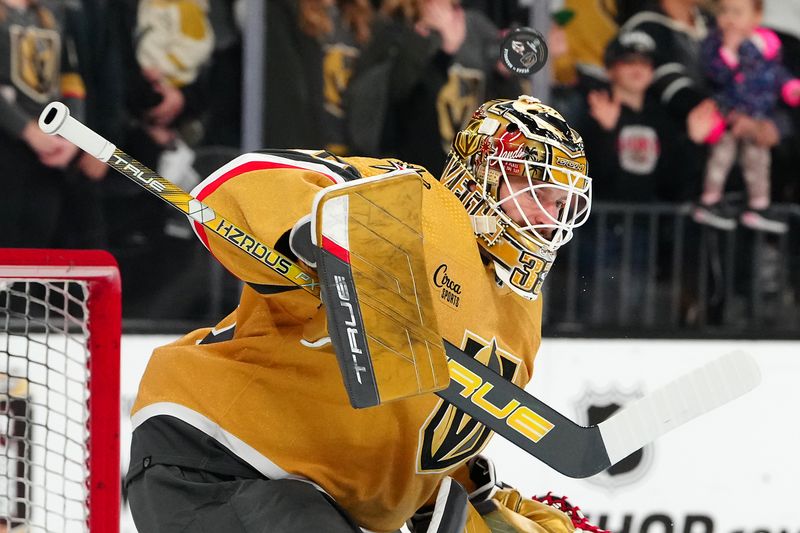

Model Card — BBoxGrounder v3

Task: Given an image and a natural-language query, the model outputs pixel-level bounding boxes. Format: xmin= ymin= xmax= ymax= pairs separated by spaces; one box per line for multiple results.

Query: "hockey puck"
xmin=500 ymin=27 xmax=549 ymax=76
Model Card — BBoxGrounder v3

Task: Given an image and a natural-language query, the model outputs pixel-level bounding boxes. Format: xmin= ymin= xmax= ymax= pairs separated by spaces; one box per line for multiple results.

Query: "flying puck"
xmin=500 ymin=27 xmax=549 ymax=76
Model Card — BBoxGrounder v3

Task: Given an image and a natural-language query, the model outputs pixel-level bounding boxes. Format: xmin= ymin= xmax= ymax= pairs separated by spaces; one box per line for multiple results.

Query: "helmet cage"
xmin=476 ymin=136 xmax=591 ymax=253
xmin=443 ymin=96 xmax=593 ymax=300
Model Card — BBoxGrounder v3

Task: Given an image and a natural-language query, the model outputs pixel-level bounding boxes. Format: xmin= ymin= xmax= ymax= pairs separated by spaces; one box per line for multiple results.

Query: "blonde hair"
xmin=298 ymin=0 xmax=374 ymax=44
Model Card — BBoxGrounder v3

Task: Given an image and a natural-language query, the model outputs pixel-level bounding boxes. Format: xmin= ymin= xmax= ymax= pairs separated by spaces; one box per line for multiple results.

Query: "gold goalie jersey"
xmin=130 ymin=150 xmax=544 ymax=533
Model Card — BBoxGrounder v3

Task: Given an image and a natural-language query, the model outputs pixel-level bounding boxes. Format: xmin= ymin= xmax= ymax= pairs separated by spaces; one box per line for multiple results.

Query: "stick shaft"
xmin=38 ymin=102 xmax=319 ymax=296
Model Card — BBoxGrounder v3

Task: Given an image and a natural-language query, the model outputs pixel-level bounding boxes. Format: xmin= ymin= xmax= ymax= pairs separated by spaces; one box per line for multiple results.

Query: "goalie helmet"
xmin=441 ymin=95 xmax=592 ymax=300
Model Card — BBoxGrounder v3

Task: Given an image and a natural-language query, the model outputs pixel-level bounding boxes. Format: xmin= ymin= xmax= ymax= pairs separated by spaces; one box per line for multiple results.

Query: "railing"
xmin=542 ymin=202 xmax=800 ymax=338
xmin=120 ymin=152 xmax=800 ymax=340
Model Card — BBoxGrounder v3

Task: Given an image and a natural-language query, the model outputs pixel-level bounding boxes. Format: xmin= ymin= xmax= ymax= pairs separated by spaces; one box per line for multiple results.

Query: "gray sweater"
xmin=0 ymin=1 xmax=84 ymax=139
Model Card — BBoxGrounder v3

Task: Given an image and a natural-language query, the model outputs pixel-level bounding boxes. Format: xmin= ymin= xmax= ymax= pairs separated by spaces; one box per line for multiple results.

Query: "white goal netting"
xmin=0 ymin=250 xmax=120 ymax=533
xmin=1 ymin=279 xmax=92 ymax=533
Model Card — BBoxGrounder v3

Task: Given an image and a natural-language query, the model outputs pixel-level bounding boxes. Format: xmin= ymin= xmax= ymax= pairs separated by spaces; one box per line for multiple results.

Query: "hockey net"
xmin=0 ymin=250 xmax=120 ymax=533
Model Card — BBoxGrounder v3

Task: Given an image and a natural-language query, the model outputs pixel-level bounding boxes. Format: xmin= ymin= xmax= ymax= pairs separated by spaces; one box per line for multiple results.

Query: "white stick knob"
xmin=38 ymin=102 xmax=116 ymax=162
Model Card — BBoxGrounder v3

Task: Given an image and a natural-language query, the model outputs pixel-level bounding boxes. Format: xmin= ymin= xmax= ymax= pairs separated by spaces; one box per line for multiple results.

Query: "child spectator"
xmin=581 ymin=30 xmax=683 ymax=202
xmin=620 ymin=0 xmax=719 ymax=146
xmin=578 ymin=30 xmax=687 ymax=321
xmin=692 ymin=0 xmax=800 ymax=233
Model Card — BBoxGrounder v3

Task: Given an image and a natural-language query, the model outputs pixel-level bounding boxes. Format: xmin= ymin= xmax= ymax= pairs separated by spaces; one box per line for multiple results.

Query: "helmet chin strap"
xmin=470 ymin=215 xmax=498 ymax=234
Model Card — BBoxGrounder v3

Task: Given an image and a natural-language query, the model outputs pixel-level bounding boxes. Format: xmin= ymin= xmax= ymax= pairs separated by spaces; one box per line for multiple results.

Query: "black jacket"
xmin=620 ymin=3 xmax=715 ymax=122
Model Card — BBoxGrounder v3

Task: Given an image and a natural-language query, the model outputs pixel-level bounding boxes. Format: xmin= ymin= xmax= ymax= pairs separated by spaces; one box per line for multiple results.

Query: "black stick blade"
xmin=439 ymin=341 xmax=611 ymax=478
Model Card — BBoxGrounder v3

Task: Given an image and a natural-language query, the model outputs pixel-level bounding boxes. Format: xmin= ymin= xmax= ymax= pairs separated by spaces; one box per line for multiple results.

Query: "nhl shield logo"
xmin=576 ymin=387 xmax=654 ymax=489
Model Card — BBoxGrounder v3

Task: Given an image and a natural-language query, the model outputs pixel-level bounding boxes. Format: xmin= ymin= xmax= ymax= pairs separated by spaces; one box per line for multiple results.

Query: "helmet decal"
xmin=488 ymin=98 xmax=584 ymax=155
xmin=452 ymin=128 xmax=483 ymax=159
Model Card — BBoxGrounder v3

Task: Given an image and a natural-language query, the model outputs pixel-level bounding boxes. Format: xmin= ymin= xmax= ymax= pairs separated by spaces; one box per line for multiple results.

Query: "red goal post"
xmin=0 ymin=249 xmax=120 ymax=532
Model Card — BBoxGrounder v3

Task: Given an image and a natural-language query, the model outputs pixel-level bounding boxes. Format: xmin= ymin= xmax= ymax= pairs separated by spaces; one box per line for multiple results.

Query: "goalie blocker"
xmin=312 ymin=172 xmax=477 ymax=407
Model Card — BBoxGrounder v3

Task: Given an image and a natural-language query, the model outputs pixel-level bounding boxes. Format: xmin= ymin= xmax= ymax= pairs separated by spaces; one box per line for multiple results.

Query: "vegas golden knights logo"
xmin=322 ymin=43 xmax=359 ymax=118
xmin=437 ymin=65 xmax=485 ymax=154
xmin=451 ymin=126 xmax=482 ymax=160
xmin=417 ymin=332 xmax=522 ymax=472
xmin=10 ymin=24 xmax=61 ymax=103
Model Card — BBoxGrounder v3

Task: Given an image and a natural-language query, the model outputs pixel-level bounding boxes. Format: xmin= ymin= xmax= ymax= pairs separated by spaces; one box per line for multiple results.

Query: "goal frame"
xmin=0 ymin=248 xmax=121 ymax=532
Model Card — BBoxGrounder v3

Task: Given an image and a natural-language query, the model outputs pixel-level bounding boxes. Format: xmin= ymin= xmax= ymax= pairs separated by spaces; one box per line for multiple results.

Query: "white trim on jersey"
xmin=653 ymin=62 xmax=687 ymax=80
xmin=194 ymin=321 xmax=237 ymax=344
xmin=661 ymin=78 xmax=694 ymax=105
xmin=300 ymin=336 xmax=332 ymax=348
xmin=131 ymin=402 xmax=383 ymax=533
xmin=131 ymin=402 xmax=294 ymax=481
xmin=189 ymin=151 xmax=349 ymax=199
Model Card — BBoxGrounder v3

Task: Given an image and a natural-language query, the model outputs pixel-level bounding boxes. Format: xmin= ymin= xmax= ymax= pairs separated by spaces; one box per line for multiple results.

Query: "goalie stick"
xmin=39 ymin=102 xmax=762 ymax=478
xmin=37 ymin=103 xmax=319 ymax=297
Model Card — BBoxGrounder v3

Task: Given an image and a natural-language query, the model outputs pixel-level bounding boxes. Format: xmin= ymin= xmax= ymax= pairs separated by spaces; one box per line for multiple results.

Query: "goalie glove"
xmin=465 ymin=456 xmax=572 ymax=533
xmin=465 ymin=456 xmax=608 ymax=533
xmin=529 ymin=493 xmax=610 ymax=533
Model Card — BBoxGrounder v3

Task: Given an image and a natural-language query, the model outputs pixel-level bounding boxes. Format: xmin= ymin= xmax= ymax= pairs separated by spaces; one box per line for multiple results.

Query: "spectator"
xmin=581 ymin=30 xmax=683 ymax=202
xmin=692 ymin=0 xmax=800 ymax=234
xmin=261 ymin=0 xmax=374 ymax=154
xmin=136 ymin=0 xmax=214 ymax=89
xmin=620 ymin=0 xmax=720 ymax=149
xmin=70 ymin=0 xmax=126 ymax=179
xmin=549 ymin=0 xmax=618 ymax=124
xmin=377 ymin=0 xmax=523 ymax=176
xmin=367 ymin=0 xmax=466 ymax=175
xmin=433 ymin=4 xmax=523 ymax=164
xmin=0 ymin=0 xmax=83 ymax=247
xmin=551 ymin=0 xmax=618 ymax=89
xmin=74 ymin=0 xmax=215 ymax=318
xmin=56 ymin=0 xmax=119 ymax=249
xmin=577 ymin=30 xmax=685 ymax=323
xmin=136 ymin=0 xmax=214 ymax=145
